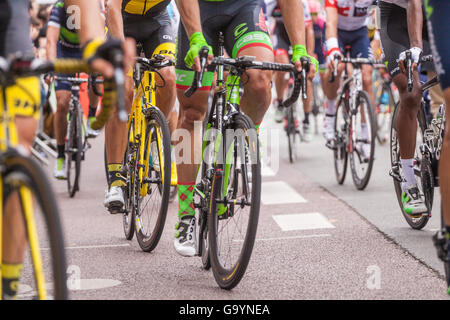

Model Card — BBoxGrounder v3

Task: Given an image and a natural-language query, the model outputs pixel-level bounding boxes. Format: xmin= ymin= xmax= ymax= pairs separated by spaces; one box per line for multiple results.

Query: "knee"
xmin=56 ymin=94 xmax=70 ymax=114
xmin=245 ymin=71 xmax=272 ymax=101
xmin=362 ymin=74 xmax=372 ymax=90
xmin=401 ymin=89 xmax=422 ymax=112
xmin=180 ymin=106 xmax=204 ymax=131
xmin=159 ymin=67 xmax=176 ymax=91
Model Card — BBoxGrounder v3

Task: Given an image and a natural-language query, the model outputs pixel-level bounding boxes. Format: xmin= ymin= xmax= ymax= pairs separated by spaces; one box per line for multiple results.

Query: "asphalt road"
xmin=33 ymin=105 xmax=449 ymax=300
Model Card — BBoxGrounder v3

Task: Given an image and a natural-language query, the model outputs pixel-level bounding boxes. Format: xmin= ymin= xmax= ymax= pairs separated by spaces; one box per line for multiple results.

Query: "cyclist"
xmin=425 ymin=1 xmax=450 ymax=270
xmin=322 ymin=0 xmax=377 ymax=162
xmin=104 ymin=0 xmax=180 ymax=213
xmin=0 ymin=0 xmax=134 ymax=300
xmin=268 ymin=0 xmax=316 ymax=142
xmin=378 ymin=0 xmax=432 ymax=214
xmin=46 ymin=0 xmax=104 ymax=180
xmin=173 ymin=0 xmax=317 ymax=256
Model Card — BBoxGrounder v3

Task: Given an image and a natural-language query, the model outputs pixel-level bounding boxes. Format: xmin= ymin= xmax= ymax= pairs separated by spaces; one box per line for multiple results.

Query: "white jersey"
xmin=325 ymin=0 xmax=375 ymax=31
xmin=380 ymin=0 xmax=408 ymax=9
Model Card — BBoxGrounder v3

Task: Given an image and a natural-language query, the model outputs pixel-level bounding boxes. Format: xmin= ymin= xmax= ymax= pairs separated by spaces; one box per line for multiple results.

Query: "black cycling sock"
xmin=303 ymin=112 xmax=310 ymax=124
xmin=57 ymin=144 xmax=65 ymax=159
xmin=108 ymin=163 xmax=126 ymax=188
xmin=88 ymin=105 xmax=97 ymax=118
xmin=445 ymin=226 xmax=450 ymax=234
xmin=1 ymin=263 xmax=23 ymax=300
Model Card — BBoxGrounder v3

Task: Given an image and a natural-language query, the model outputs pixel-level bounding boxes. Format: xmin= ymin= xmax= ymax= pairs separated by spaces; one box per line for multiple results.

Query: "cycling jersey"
xmin=122 ymin=0 xmax=171 ymax=16
xmin=325 ymin=0 xmax=376 ymax=31
xmin=175 ymin=0 xmax=272 ymax=91
xmin=48 ymin=1 xmax=81 ymax=50
xmin=313 ymin=17 xmax=326 ymax=68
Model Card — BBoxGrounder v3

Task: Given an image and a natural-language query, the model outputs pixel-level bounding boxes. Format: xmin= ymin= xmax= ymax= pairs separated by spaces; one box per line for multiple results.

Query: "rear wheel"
xmin=334 ymin=95 xmax=348 ymax=185
xmin=390 ymin=103 xmax=431 ymax=229
xmin=122 ymin=119 xmax=136 ymax=240
xmin=349 ymin=90 xmax=376 ymax=190
xmin=286 ymin=104 xmax=301 ymax=163
xmin=66 ymin=106 xmax=82 ymax=197
xmin=134 ymin=108 xmax=171 ymax=252
xmin=3 ymin=154 xmax=67 ymax=299
xmin=375 ymin=83 xmax=394 ymax=145
xmin=208 ymin=113 xmax=261 ymax=289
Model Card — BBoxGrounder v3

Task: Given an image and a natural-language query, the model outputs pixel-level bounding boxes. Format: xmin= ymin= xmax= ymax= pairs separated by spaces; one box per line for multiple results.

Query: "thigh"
xmin=142 ymin=12 xmax=176 ymax=61
xmin=349 ymin=27 xmax=371 ymax=59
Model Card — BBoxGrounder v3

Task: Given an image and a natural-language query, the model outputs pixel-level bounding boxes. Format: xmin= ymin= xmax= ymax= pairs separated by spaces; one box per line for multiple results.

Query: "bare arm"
xmin=175 ymin=0 xmax=203 ymax=37
xmin=325 ymin=6 xmax=338 ymax=40
xmin=64 ymin=0 xmax=105 ymax=45
xmin=278 ymin=0 xmax=306 ymax=46
xmin=106 ymin=0 xmax=125 ymax=40
xmin=306 ymin=24 xmax=315 ymax=55
xmin=46 ymin=26 xmax=59 ymax=60
xmin=407 ymin=0 xmax=423 ymax=49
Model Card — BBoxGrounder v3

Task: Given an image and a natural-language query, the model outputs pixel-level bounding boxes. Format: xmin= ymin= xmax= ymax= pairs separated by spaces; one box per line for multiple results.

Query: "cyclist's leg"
xmin=142 ymin=13 xmax=177 ymax=132
xmin=379 ymin=1 xmax=426 ymax=212
xmin=273 ymin=24 xmax=290 ymax=122
xmin=226 ymin=2 xmax=274 ymax=128
xmin=53 ymin=79 xmax=71 ymax=179
xmin=86 ymin=85 xmax=101 ymax=137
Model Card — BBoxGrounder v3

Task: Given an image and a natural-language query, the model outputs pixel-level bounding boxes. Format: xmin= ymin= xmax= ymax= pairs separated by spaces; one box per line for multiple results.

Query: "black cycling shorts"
xmin=273 ymin=21 xmax=290 ymax=57
xmin=175 ymin=0 xmax=273 ymax=91
xmin=379 ymin=1 xmax=433 ymax=78
xmin=123 ymin=10 xmax=176 ymax=61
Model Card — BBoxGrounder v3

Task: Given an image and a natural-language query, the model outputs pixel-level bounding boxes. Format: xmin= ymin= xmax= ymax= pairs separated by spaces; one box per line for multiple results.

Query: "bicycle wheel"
xmin=376 ymin=83 xmax=394 ymax=145
xmin=390 ymin=103 xmax=431 ymax=229
xmin=122 ymin=119 xmax=136 ymax=240
xmin=287 ymin=104 xmax=301 ymax=163
xmin=3 ymin=153 xmax=67 ymax=300
xmin=349 ymin=90 xmax=376 ymax=190
xmin=440 ymin=206 xmax=450 ymax=288
xmin=134 ymin=108 xmax=171 ymax=252
xmin=66 ymin=106 xmax=82 ymax=197
xmin=334 ymin=96 xmax=348 ymax=185
xmin=208 ymin=113 xmax=261 ymax=289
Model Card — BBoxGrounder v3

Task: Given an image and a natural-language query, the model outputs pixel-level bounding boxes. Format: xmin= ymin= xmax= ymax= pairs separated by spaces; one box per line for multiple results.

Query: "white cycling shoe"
xmin=174 ymin=216 xmax=197 ymax=257
xmin=104 ymin=186 xmax=125 ymax=214
xmin=323 ymin=115 xmax=336 ymax=142
xmin=54 ymin=158 xmax=67 ymax=180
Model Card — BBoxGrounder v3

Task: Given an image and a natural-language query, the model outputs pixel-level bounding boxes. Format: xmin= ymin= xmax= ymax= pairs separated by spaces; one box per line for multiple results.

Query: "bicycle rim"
xmin=134 ymin=108 xmax=171 ymax=252
xmin=390 ymin=103 xmax=430 ymax=229
xmin=208 ymin=113 xmax=261 ymax=289
xmin=349 ymin=90 xmax=376 ymax=190
xmin=66 ymin=110 xmax=82 ymax=197
xmin=334 ymin=97 xmax=348 ymax=184
xmin=122 ymin=120 xmax=136 ymax=240
xmin=3 ymin=154 xmax=67 ymax=300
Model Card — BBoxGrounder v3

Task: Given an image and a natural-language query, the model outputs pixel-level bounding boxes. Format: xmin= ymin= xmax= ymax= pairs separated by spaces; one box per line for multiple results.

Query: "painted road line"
xmin=273 ymin=212 xmax=336 ymax=231
xmin=233 ymin=234 xmax=331 ymax=242
xmin=41 ymin=244 xmax=131 ymax=251
xmin=261 ymin=164 xmax=276 ymax=177
xmin=261 ymin=181 xmax=307 ymax=205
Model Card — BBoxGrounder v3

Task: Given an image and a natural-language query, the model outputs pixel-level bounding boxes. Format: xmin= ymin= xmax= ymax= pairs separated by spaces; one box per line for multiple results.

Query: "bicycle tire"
xmin=134 ymin=107 xmax=171 ymax=252
xmin=390 ymin=102 xmax=431 ymax=229
xmin=66 ymin=106 xmax=82 ymax=197
xmin=208 ymin=113 xmax=261 ymax=290
xmin=349 ymin=90 xmax=376 ymax=190
xmin=287 ymin=105 xmax=298 ymax=163
xmin=122 ymin=118 xmax=136 ymax=240
xmin=376 ymin=83 xmax=394 ymax=145
xmin=4 ymin=154 xmax=67 ymax=299
xmin=334 ymin=95 xmax=348 ymax=185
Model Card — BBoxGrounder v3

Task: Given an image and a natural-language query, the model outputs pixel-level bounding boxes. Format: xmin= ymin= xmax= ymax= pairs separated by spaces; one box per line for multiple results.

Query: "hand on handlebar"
xmin=398 ymin=47 xmax=422 ymax=74
xmin=185 ymin=32 xmax=213 ymax=72
xmin=291 ymin=44 xmax=317 ymax=80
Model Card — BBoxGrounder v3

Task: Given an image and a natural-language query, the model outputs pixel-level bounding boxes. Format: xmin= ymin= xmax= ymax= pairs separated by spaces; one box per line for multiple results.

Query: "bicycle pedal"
xmin=107 ymin=202 xmax=125 ymax=214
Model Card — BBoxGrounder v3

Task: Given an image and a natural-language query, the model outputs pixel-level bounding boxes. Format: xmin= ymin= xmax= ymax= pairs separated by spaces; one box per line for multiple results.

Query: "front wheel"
xmin=334 ymin=95 xmax=348 ymax=185
xmin=208 ymin=113 xmax=261 ymax=289
xmin=66 ymin=107 xmax=82 ymax=197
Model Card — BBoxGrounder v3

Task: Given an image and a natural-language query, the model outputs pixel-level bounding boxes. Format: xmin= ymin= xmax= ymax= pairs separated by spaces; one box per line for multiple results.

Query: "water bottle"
xmin=379 ymin=91 xmax=389 ymax=113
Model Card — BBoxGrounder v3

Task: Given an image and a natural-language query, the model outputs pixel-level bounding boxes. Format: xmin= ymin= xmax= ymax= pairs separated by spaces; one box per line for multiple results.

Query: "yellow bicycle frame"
xmin=0 ymin=77 xmax=47 ymax=300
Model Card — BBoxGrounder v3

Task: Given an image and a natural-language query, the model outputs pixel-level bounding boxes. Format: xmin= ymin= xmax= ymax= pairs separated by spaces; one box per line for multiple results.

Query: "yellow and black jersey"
xmin=122 ymin=0 xmax=171 ymax=16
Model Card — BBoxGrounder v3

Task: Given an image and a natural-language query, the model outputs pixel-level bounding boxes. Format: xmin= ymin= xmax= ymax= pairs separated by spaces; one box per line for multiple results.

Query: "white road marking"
xmin=41 ymin=244 xmax=130 ymax=251
xmin=69 ymin=279 xmax=122 ymax=291
xmin=273 ymin=212 xmax=336 ymax=231
xmin=261 ymin=165 xmax=276 ymax=177
xmin=261 ymin=181 xmax=307 ymax=205
xmin=234 ymin=234 xmax=331 ymax=242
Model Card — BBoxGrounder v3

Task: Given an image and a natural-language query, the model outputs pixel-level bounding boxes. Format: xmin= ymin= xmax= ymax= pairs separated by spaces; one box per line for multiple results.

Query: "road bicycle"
xmin=186 ymin=34 xmax=304 ymax=289
xmin=329 ymin=52 xmax=379 ymax=190
xmin=118 ymin=55 xmax=172 ymax=253
xmin=57 ymin=75 xmax=103 ymax=197
xmin=389 ymin=54 xmax=444 ymax=229
xmin=311 ymin=72 xmax=325 ymax=135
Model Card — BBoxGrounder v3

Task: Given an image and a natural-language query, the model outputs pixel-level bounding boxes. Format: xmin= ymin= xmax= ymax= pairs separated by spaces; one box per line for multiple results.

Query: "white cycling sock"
xmin=361 ymin=123 xmax=369 ymax=141
xmin=400 ymin=158 xmax=417 ymax=191
xmin=325 ymin=98 xmax=336 ymax=115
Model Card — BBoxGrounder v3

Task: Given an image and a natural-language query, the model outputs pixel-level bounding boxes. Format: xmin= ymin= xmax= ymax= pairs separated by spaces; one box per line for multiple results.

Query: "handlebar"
xmin=184 ymin=50 xmax=307 ymax=108
xmin=328 ymin=54 xmax=384 ymax=83
xmin=184 ymin=46 xmax=209 ymax=98
xmin=404 ymin=53 xmax=433 ymax=92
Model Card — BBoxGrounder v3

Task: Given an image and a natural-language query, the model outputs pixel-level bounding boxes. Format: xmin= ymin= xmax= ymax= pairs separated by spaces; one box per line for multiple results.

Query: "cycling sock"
xmin=361 ymin=123 xmax=369 ymax=140
xmin=400 ymin=158 xmax=416 ymax=191
xmin=325 ymin=98 xmax=336 ymax=115
xmin=88 ymin=105 xmax=97 ymax=118
xmin=303 ymin=112 xmax=310 ymax=124
xmin=57 ymin=144 xmax=65 ymax=159
xmin=108 ymin=163 xmax=126 ymax=188
xmin=277 ymin=98 xmax=283 ymax=107
xmin=177 ymin=182 xmax=195 ymax=219
xmin=1 ymin=263 xmax=23 ymax=300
